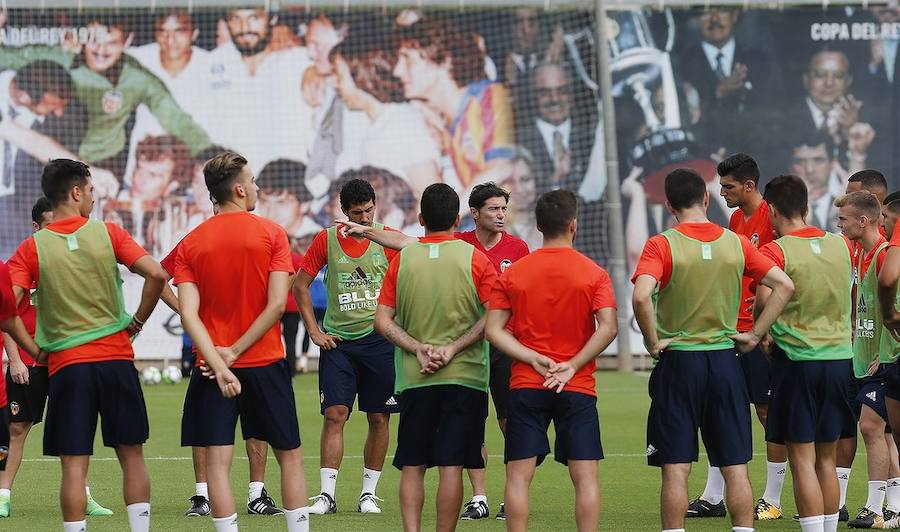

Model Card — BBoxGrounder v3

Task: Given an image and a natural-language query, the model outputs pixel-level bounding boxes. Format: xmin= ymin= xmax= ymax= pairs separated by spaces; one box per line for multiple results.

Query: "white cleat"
xmin=308 ymin=493 xmax=336 ymax=515
xmin=358 ymin=493 xmax=383 ymax=514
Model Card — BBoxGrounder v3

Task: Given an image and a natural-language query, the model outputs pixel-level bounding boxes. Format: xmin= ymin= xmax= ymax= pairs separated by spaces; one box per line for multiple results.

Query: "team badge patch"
xmin=750 ymin=233 xmax=759 ymax=247
xmin=500 ymin=259 xmax=512 ymax=272
xmin=101 ymin=90 xmax=123 ymax=114
xmin=320 ymin=392 xmax=325 ymax=404
xmin=9 ymin=401 xmax=19 ymax=416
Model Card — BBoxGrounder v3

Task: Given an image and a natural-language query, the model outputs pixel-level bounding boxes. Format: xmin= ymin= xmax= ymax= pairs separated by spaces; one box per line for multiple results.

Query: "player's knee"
xmin=367 ymin=413 xmax=389 ymax=431
xmin=9 ymin=421 xmax=32 ymax=439
xmin=755 ymin=405 xmax=768 ymax=426
xmin=323 ymin=406 xmax=350 ymax=426
xmin=860 ymin=416 xmax=886 ymax=440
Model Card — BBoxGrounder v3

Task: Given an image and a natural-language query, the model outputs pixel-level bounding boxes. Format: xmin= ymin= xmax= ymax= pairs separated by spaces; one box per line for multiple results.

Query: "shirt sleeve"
xmin=377 ymin=254 xmax=401 ymax=308
xmin=300 ymin=230 xmax=328 ymax=277
xmin=471 ymin=249 xmax=498 ymax=304
xmin=159 ymin=242 xmax=181 ymax=278
xmin=268 ymin=225 xmax=294 ymax=273
xmin=0 ymin=262 xmax=17 ymax=322
xmin=173 ymin=241 xmax=196 ymax=285
xmin=631 ymin=235 xmax=670 ymax=287
xmin=488 ymin=273 xmax=512 ymax=311
xmin=739 ymin=235 xmax=777 ymax=283
xmin=760 ymin=242 xmax=785 ymax=270
xmin=7 ymin=239 xmax=37 ymax=290
xmin=105 ymin=222 xmax=149 ymax=269
xmin=593 ymin=267 xmax=617 ymax=310
xmin=383 ymin=226 xmax=401 ymax=262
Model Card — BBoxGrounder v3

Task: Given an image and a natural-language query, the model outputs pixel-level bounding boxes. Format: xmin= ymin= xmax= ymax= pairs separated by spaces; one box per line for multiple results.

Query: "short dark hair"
xmin=535 ymin=189 xmax=577 ymax=238
xmin=338 ymin=176 xmax=377 ymax=211
xmin=885 ymin=190 xmax=900 ymax=215
xmin=764 ymin=174 xmax=808 ymax=220
xmin=330 ymin=27 xmax=403 ymax=104
xmin=41 ymin=159 xmax=90 ymax=206
xmin=203 ymin=151 xmax=248 ymax=204
xmin=665 ymin=168 xmax=706 ymax=211
xmin=393 ymin=17 xmax=485 ymax=86
xmin=258 ymin=159 xmax=311 ymax=203
xmin=468 ymin=182 xmax=509 ymax=210
xmin=717 ymin=152 xmax=760 ymax=185
xmin=420 ymin=183 xmax=459 ymax=232
xmin=848 ymin=169 xmax=888 ymax=195
xmin=790 ymin=128 xmax=835 ymax=160
xmin=16 ymin=60 xmax=76 ymax=102
xmin=84 ymin=13 xmax=130 ymax=35
xmin=31 ymin=197 xmax=52 ymax=225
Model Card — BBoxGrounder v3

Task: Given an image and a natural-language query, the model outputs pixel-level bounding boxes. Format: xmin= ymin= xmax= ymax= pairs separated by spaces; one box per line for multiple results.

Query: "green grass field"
xmin=0 ymin=371 xmax=873 ymax=530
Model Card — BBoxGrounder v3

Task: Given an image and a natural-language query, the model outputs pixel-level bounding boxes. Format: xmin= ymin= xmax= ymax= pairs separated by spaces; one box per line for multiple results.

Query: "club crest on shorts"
xmin=9 ymin=401 xmax=19 ymax=416
xmin=500 ymin=259 xmax=512 ymax=272
xmin=101 ymin=90 xmax=123 ymax=114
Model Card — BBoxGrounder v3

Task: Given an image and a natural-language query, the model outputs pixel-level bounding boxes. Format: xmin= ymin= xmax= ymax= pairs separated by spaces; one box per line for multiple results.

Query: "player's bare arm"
xmin=0 ymin=314 xmax=40 ymax=364
xmin=374 ymin=304 xmax=435 ymax=374
xmin=293 ymin=269 xmax=341 ymax=350
xmin=879 ymin=246 xmax=900 ymax=338
xmin=225 ymin=270 xmax=291 ymax=364
xmin=545 ymin=307 xmax=617 ymax=393
xmin=4 ymin=331 xmax=29 ymax=385
xmin=336 ymin=220 xmax=416 ymax=250
xmin=485 ymin=308 xmax=554 ymax=376
xmin=178 ymin=282 xmax=241 ymax=398
xmin=160 ymin=282 xmax=179 ymax=314
xmin=731 ymin=266 xmax=794 ymax=353
xmin=632 ymin=274 xmax=672 ymax=358
xmin=128 ymin=255 xmax=168 ymax=337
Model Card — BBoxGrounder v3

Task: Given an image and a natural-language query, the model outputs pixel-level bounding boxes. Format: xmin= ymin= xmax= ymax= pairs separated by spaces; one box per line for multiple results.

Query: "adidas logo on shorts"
xmin=647 ymin=444 xmax=657 ymax=456
xmin=867 ymin=391 xmax=878 ymax=402
xmin=385 ymin=396 xmax=397 ymax=406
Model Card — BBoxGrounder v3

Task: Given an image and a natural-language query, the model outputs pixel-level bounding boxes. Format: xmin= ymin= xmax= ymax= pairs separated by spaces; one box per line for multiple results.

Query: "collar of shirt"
xmin=535 ymin=117 xmax=571 ymax=157
xmin=701 ymin=37 xmax=736 ymax=77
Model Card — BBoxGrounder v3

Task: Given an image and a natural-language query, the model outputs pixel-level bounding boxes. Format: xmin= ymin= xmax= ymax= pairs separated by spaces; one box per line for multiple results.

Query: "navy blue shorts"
xmin=489 ymin=346 xmax=511 ymax=420
xmin=0 ymin=407 xmax=8 ymax=470
xmin=766 ymin=346 xmax=856 ymax=445
xmin=858 ymin=364 xmax=894 ymax=430
xmin=6 ymin=365 xmax=49 ymax=424
xmin=505 ymin=389 xmax=603 ymax=465
xmin=841 ymin=376 xmax=861 ymax=439
xmin=319 ymin=332 xmax=399 ymax=415
xmin=646 ymin=349 xmax=752 ymax=467
xmin=43 ymin=361 xmax=149 ymax=456
xmin=182 ymin=359 xmax=301 ymax=450
xmin=393 ymin=385 xmax=487 ymax=470
xmin=883 ymin=362 xmax=900 ymax=401
xmin=740 ymin=345 xmax=771 ymax=405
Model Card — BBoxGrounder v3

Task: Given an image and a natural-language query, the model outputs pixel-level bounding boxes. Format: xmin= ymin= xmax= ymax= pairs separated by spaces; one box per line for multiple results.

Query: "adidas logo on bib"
xmin=338 ymin=255 xmax=350 ymax=264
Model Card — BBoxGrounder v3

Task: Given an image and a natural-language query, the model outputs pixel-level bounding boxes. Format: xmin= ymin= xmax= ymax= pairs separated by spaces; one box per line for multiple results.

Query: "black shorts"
xmin=319 ymin=332 xmax=399 ymax=415
xmin=740 ymin=345 xmax=770 ymax=405
xmin=505 ymin=388 xmax=603 ymax=465
xmin=43 ymin=361 xmax=149 ymax=456
xmin=489 ymin=346 xmax=511 ymax=420
xmin=858 ymin=364 xmax=895 ymax=430
xmin=6 ymin=365 xmax=49 ymax=424
xmin=646 ymin=349 xmax=752 ymax=468
xmin=393 ymin=385 xmax=487 ymax=470
xmin=181 ymin=359 xmax=301 ymax=451
xmin=766 ymin=346 xmax=856 ymax=445
xmin=0 ymin=407 xmax=8 ymax=471
xmin=842 ymin=375 xmax=862 ymax=439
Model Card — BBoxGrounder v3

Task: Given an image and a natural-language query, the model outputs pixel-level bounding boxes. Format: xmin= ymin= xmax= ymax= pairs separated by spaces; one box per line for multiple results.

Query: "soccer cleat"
xmin=848 ymin=507 xmax=884 ymax=528
xmin=884 ymin=513 xmax=900 ymax=529
xmin=754 ymin=498 xmax=783 ymax=520
xmin=185 ymin=495 xmax=210 ymax=517
xmin=308 ymin=492 xmax=337 ymax=515
xmin=685 ymin=496 xmax=726 ymax=518
xmin=496 ymin=502 xmax=506 ymax=520
xmin=460 ymin=499 xmax=490 ymax=520
xmin=842 ymin=505 xmax=851 ymax=522
xmin=886 ymin=508 xmax=898 ymax=521
xmin=0 ymin=494 xmax=9 ymax=518
xmin=85 ymin=493 xmax=113 ymax=517
xmin=248 ymin=487 xmax=283 ymax=515
xmin=358 ymin=493 xmax=383 ymax=514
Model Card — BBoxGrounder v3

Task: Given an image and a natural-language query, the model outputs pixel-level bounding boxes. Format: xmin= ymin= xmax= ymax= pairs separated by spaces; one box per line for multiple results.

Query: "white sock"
xmin=248 ymin=481 xmax=264 ymax=502
xmin=824 ymin=512 xmax=839 ymax=532
xmin=762 ymin=461 xmax=787 ymax=507
xmin=213 ymin=513 xmax=238 ymax=532
xmin=361 ymin=467 xmax=381 ymax=496
xmin=837 ymin=467 xmax=852 ymax=508
xmin=471 ymin=494 xmax=487 ymax=504
xmin=126 ymin=502 xmax=150 ymax=532
xmin=285 ymin=507 xmax=310 ymax=532
xmin=84 ymin=486 xmax=91 ymax=497
xmin=63 ymin=520 xmax=87 ymax=532
xmin=888 ymin=477 xmax=900 ymax=512
xmin=733 ymin=528 xmax=754 ymax=532
xmin=798 ymin=515 xmax=825 ymax=532
xmin=321 ymin=468 xmax=338 ymax=498
xmin=866 ymin=480 xmax=887 ymax=514
xmin=701 ymin=464 xmax=725 ymax=504
xmin=195 ymin=482 xmax=209 ymax=499
xmin=0 ymin=489 xmax=9 ymax=498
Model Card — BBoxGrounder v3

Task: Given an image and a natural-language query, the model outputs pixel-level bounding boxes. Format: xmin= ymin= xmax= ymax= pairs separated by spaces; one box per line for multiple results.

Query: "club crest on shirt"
xmin=750 ymin=233 xmax=759 ymax=247
xmin=500 ymin=259 xmax=512 ymax=272
xmin=101 ymin=90 xmax=123 ymax=114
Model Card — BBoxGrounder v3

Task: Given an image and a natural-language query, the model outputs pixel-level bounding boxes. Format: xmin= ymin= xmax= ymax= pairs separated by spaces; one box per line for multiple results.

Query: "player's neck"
xmin=673 ymin=206 xmax=708 ymax=224
xmin=160 ymin=51 xmax=191 ymax=77
xmin=52 ymin=205 xmax=84 ymax=221
xmin=542 ymin=235 xmax=573 ymax=249
xmin=860 ymin=228 xmax=883 ymax=253
xmin=217 ymin=202 xmax=247 ymax=214
xmin=740 ymin=193 xmax=763 ymax=219
xmin=434 ymin=81 xmax=467 ymax=123
xmin=424 ymin=229 xmax=455 ymax=239
xmin=474 ymin=226 xmax=503 ymax=249
xmin=242 ymin=50 xmax=271 ymax=76
xmin=778 ymin=218 xmax=808 ymax=236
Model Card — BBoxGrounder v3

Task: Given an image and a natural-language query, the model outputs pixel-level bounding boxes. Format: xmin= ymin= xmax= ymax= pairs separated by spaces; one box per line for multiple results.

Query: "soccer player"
xmin=485 ymin=189 xmax=616 ymax=532
xmin=632 ymin=168 xmax=793 ymax=532
xmin=6 ymin=159 xmax=166 ymax=532
xmin=293 ymin=176 xmax=400 ymax=515
xmin=758 ymin=175 xmax=855 ymax=532
xmin=847 ymin=170 xmax=888 ymax=203
xmin=878 ymin=192 xmax=900 ymax=529
xmin=338 ymin=182 xmax=530 ymax=520
xmin=158 ymin=235 xmax=281 ymax=517
xmin=375 ymin=183 xmax=497 ymax=532
xmin=0 ymin=198 xmax=113 ymax=519
xmin=688 ymin=153 xmax=787 ymax=520
xmin=835 ymin=191 xmax=900 ymax=528
xmin=174 ymin=152 xmax=309 ymax=532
